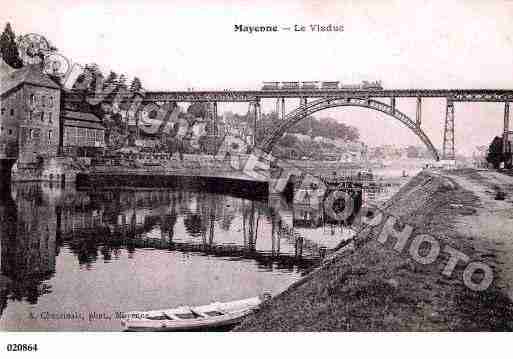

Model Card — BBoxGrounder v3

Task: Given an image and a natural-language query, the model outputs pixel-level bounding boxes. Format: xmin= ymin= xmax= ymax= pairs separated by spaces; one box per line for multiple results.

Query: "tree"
xmin=103 ymin=71 xmax=118 ymax=89
xmin=287 ymin=116 xmax=360 ymax=142
xmin=187 ymin=102 xmax=208 ymax=119
xmin=278 ymin=134 xmax=298 ymax=148
xmin=486 ymin=136 xmax=504 ymax=170
xmin=204 ymin=121 xmax=217 ymax=136
xmin=406 ymin=145 xmax=419 ymax=158
xmin=373 ymin=147 xmax=384 ymax=159
xmin=0 ymin=23 xmax=23 ymax=68
xmin=117 ymin=74 xmax=127 ymax=91
xmin=73 ymin=63 xmax=103 ymax=93
xmin=129 ymin=77 xmax=143 ymax=92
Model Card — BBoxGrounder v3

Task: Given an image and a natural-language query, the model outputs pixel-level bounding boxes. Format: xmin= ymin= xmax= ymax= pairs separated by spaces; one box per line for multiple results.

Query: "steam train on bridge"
xmin=261 ymin=80 xmax=383 ymax=91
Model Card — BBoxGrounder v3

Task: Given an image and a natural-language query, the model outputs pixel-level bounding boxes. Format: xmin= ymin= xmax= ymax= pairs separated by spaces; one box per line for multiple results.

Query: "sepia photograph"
xmin=0 ymin=0 xmax=512 ymax=356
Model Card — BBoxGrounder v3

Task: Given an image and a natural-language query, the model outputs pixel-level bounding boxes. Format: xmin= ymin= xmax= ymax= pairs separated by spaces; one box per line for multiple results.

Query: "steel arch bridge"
xmin=261 ymin=97 xmax=440 ymax=161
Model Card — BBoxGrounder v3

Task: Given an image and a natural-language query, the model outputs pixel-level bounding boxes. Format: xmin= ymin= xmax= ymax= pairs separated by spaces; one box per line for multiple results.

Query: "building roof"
xmin=61 ymin=110 xmax=102 ymax=123
xmin=0 ymin=59 xmax=15 ymax=97
xmin=64 ymin=119 xmax=104 ymax=130
xmin=61 ymin=110 xmax=104 ymax=130
xmin=0 ymin=64 xmax=60 ymax=95
xmin=0 ymin=58 xmax=15 ymax=78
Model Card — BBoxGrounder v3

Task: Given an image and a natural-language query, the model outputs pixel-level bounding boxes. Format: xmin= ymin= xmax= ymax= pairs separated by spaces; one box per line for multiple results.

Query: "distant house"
xmin=61 ymin=110 xmax=105 ymax=157
xmin=472 ymin=145 xmax=489 ymax=168
xmin=291 ymin=133 xmax=311 ymax=141
xmin=134 ymin=138 xmax=160 ymax=149
xmin=339 ymin=151 xmax=361 ymax=163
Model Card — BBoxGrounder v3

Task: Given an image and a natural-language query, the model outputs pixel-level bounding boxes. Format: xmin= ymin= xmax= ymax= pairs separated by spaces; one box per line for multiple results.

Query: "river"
xmin=0 ymin=181 xmax=354 ymax=331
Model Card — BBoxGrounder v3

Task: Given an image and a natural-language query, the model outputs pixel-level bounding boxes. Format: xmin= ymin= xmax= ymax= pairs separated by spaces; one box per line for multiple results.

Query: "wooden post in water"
xmin=271 ymin=213 xmax=277 ymax=256
xmin=121 ymin=213 xmax=127 ymax=237
xmin=319 ymin=246 xmax=327 ymax=260
xmin=277 ymin=219 xmax=281 ymax=254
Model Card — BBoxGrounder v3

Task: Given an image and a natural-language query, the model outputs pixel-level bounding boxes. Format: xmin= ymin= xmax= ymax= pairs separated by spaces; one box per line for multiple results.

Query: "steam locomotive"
xmin=261 ymin=80 xmax=383 ymax=91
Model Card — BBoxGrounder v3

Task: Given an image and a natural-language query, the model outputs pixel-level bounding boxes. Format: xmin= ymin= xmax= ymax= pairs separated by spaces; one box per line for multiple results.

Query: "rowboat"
xmin=121 ymin=293 xmax=271 ymax=332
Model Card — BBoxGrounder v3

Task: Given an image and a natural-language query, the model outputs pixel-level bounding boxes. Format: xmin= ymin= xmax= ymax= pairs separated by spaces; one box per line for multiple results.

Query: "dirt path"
xmin=237 ymin=169 xmax=513 ymax=331
xmin=444 ymin=170 xmax=513 ymax=301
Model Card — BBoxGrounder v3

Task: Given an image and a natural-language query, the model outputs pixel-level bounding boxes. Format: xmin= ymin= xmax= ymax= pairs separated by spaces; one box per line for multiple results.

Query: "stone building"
xmin=1 ymin=63 xmax=61 ymax=162
xmin=1 ymin=62 xmax=61 ymax=182
xmin=0 ymin=59 xmax=17 ymax=182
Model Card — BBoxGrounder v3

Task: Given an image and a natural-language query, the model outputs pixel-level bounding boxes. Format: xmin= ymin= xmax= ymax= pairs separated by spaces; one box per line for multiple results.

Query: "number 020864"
xmin=6 ymin=344 xmax=38 ymax=352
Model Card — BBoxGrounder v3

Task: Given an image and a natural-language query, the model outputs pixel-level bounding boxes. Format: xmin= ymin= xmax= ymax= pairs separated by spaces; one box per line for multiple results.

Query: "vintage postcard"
xmin=0 ymin=0 xmax=512 ymax=356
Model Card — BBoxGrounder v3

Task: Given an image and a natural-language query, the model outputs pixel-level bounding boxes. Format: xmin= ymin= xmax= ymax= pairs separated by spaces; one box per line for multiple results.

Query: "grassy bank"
xmin=236 ymin=169 xmax=513 ymax=331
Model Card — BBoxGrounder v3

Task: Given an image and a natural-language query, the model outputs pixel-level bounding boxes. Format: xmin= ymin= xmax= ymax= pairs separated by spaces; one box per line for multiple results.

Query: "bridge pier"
xmin=416 ymin=97 xmax=422 ymax=126
xmin=213 ymin=101 xmax=218 ymax=136
xmin=442 ymin=99 xmax=455 ymax=160
xmin=503 ymin=102 xmax=510 ymax=156
xmin=300 ymin=98 xmax=308 ymax=132
xmin=281 ymin=98 xmax=285 ymax=121
xmin=252 ymin=99 xmax=261 ymax=147
xmin=390 ymin=97 xmax=396 ymax=114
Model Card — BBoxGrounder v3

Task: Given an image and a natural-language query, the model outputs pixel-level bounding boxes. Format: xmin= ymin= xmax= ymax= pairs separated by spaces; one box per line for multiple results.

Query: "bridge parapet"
xmin=63 ymin=89 xmax=513 ymax=104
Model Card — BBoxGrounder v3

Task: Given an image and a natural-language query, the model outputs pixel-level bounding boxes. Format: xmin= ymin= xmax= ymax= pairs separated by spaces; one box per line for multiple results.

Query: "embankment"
xmin=237 ymin=169 xmax=513 ymax=331
xmin=76 ymin=172 xmax=268 ymax=199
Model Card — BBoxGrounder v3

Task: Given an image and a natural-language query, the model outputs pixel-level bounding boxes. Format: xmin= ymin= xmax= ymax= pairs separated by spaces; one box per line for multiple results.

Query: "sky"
xmin=2 ymin=0 xmax=513 ymax=155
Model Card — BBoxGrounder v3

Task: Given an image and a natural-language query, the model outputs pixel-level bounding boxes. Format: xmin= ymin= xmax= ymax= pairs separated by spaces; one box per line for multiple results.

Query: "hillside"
xmin=236 ymin=169 xmax=513 ymax=331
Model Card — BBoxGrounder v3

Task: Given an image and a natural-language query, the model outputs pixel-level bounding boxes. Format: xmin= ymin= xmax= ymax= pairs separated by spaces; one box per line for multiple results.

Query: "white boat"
xmin=121 ymin=294 xmax=271 ymax=332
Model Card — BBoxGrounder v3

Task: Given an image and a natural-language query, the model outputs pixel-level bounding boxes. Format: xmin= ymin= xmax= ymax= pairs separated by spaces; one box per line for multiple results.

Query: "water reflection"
xmin=56 ymin=188 xmax=320 ymax=267
xmin=0 ymin=182 xmax=334 ymax=329
xmin=0 ymin=188 xmax=57 ymax=315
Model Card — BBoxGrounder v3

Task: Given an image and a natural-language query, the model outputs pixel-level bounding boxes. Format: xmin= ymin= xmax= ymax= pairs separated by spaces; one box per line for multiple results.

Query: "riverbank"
xmin=236 ymin=168 xmax=513 ymax=331
xmin=76 ymin=171 xmax=269 ymax=199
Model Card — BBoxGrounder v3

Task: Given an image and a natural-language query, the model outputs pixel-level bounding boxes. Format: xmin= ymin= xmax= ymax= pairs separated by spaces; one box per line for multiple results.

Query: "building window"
xmin=48 ymin=112 xmax=53 ymax=123
xmin=49 ymin=97 xmax=54 ymax=107
xmin=30 ymin=94 xmax=36 ymax=106
xmin=41 ymin=112 xmax=45 ymax=122
xmin=0 ymin=108 xmax=4 ymax=115
xmin=48 ymin=130 xmax=53 ymax=141
xmin=8 ymin=129 xmax=12 ymax=135
xmin=42 ymin=95 xmax=46 ymax=107
xmin=10 ymin=109 xmax=14 ymax=116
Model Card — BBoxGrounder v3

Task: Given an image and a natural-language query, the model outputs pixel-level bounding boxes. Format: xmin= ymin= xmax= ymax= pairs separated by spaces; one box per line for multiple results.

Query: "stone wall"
xmin=18 ymin=84 xmax=61 ymax=163
xmin=11 ymin=157 xmax=76 ymax=183
xmin=0 ymin=87 xmax=23 ymax=159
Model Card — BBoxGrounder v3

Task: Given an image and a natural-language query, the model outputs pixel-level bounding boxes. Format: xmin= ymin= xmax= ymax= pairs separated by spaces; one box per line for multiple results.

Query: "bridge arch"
xmin=261 ymin=97 xmax=440 ymax=161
